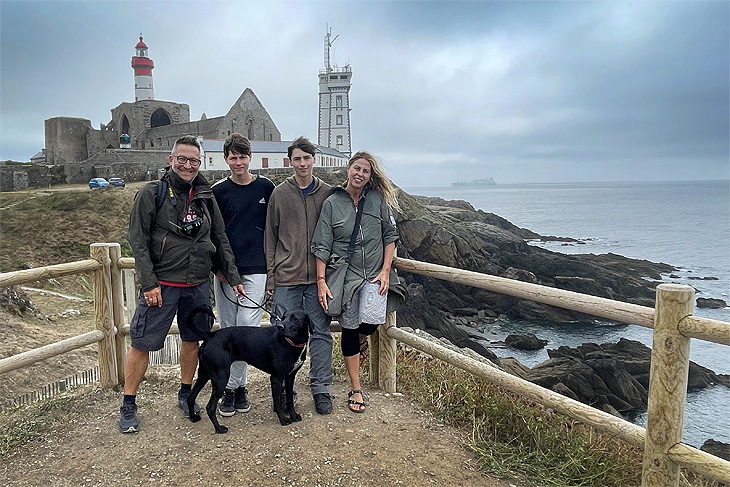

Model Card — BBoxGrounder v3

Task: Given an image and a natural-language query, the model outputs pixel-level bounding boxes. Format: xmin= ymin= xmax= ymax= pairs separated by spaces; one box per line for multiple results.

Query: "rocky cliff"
xmin=389 ymin=188 xmax=675 ymax=353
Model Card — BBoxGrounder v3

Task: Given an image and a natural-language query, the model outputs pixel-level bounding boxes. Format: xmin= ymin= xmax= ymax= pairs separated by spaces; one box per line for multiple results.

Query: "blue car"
xmin=89 ymin=178 xmax=109 ymax=189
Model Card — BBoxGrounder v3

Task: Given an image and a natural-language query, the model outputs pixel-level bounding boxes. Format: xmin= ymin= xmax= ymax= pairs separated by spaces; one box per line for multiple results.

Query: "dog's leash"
xmin=220 ymin=287 xmax=307 ymax=349
xmin=220 ymin=285 xmax=283 ymax=322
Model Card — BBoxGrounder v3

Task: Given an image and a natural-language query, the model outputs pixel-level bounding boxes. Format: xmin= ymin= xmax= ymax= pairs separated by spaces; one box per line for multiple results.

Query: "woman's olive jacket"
xmin=311 ymin=186 xmax=399 ymax=305
xmin=128 ymin=167 xmax=241 ymax=292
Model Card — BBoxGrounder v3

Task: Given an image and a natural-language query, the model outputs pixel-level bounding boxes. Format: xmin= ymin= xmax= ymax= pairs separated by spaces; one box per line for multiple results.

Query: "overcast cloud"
xmin=1 ymin=0 xmax=727 ymax=186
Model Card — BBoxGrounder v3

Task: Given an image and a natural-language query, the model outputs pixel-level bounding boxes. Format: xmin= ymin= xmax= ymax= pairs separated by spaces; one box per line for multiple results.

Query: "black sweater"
xmin=212 ymin=175 xmax=275 ymax=275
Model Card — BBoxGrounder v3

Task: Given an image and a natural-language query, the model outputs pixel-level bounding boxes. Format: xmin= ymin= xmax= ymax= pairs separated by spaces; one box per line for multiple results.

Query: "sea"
xmin=400 ymin=180 xmax=730 ymax=448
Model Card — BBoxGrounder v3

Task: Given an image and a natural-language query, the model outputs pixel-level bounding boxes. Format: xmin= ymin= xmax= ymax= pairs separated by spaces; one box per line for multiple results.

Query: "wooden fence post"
xmin=641 ymin=283 xmax=694 ymax=487
xmin=378 ymin=311 xmax=397 ymax=393
xmin=90 ymin=243 xmax=118 ymax=388
xmin=123 ymin=269 xmax=137 ymax=323
xmin=108 ymin=244 xmax=126 ymax=384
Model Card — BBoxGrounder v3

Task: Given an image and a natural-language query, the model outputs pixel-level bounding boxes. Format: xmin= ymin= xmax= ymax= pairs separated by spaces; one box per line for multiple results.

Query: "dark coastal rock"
xmin=521 ymin=339 xmax=728 ymax=413
xmin=390 ymin=186 xmax=677 ymax=360
xmin=505 ymin=333 xmax=548 ymax=350
xmin=697 ymin=297 xmax=727 ymax=309
xmin=700 ymin=439 xmax=730 ymax=462
xmin=395 ymin=282 xmax=500 ymax=365
xmin=317 ymin=171 xmax=678 ymax=363
xmin=453 ymin=307 xmax=479 ymax=317
xmin=398 ymin=188 xmax=674 ymax=322
xmin=527 ymin=355 xmax=646 ymax=412
xmin=499 ymin=357 xmax=532 ymax=379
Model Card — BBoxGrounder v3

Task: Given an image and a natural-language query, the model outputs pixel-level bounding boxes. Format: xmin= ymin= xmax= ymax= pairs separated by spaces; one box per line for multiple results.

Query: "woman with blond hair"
xmin=311 ymin=150 xmax=400 ymax=413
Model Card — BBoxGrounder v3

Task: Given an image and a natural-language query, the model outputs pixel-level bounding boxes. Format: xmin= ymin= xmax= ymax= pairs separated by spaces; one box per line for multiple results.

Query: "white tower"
xmin=131 ymin=34 xmax=154 ymax=101
xmin=318 ymin=27 xmax=352 ymax=157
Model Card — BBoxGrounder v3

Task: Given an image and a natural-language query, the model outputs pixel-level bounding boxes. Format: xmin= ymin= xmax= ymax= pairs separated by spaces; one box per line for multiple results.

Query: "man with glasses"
xmin=120 ymin=135 xmax=245 ymax=433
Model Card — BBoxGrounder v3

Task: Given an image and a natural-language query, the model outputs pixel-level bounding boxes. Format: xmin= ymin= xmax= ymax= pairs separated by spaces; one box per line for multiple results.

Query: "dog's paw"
xmin=293 ymin=412 xmax=302 ymax=422
xmin=215 ymin=425 xmax=229 ymax=434
xmin=278 ymin=415 xmax=292 ymax=426
xmin=189 ymin=413 xmax=201 ymax=423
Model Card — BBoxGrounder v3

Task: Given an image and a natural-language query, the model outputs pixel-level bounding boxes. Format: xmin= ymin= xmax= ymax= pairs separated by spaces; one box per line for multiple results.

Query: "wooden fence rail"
xmin=0 ymin=244 xmax=728 ymax=486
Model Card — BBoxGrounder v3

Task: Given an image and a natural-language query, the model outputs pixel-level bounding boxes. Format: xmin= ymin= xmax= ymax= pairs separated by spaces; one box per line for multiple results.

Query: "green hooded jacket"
xmin=311 ymin=186 xmax=399 ymax=306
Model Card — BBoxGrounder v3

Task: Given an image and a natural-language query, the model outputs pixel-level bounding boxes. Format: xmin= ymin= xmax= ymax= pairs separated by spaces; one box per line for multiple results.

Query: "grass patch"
xmin=0 ymin=396 xmax=72 ymax=456
xmin=394 ymin=346 xmax=643 ymax=487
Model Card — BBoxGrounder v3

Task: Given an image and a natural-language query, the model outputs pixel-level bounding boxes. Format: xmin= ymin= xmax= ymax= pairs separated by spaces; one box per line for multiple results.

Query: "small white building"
xmin=200 ymin=140 xmax=348 ymax=171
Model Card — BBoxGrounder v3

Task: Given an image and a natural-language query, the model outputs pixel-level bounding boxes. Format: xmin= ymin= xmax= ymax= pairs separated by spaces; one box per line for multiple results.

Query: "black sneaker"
xmin=219 ymin=389 xmax=235 ymax=417
xmin=234 ymin=386 xmax=251 ymax=413
xmin=177 ymin=390 xmax=201 ymax=416
xmin=119 ymin=403 xmax=139 ymax=433
xmin=313 ymin=392 xmax=333 ymax=415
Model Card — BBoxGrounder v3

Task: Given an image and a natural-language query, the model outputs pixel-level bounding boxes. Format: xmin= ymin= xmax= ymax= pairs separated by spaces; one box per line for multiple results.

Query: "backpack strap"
xmin=155 ymin=178 xmax=213 ymax=220
xmin=155 ymin=180 xmax=171 ymax=211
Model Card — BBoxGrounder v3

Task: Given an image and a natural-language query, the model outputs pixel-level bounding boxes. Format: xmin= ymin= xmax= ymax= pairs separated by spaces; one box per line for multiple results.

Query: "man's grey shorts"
xmin=129 ymin=282 xmax=209 ymax=351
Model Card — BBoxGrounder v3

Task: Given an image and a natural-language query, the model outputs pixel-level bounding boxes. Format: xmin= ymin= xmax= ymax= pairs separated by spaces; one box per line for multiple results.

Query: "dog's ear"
xmin=190 ymin=306 xmax=215 ymax=334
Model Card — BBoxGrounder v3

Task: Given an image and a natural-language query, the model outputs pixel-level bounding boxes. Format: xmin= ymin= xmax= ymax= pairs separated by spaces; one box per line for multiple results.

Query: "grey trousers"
xmin=273 ymin=284 xmax=333 ymax=395
xmin=213 ymin=274 xmax=266 ymax=389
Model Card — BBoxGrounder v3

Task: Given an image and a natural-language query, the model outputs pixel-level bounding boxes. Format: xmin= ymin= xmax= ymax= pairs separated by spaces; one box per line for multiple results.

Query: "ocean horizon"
xmin=400 ymin=179 xmax=730 ymax=448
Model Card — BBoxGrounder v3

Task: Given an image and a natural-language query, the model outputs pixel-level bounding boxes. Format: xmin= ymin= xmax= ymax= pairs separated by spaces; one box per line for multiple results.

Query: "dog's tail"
xmin=188 ymin=306 xmax=216 ymax=342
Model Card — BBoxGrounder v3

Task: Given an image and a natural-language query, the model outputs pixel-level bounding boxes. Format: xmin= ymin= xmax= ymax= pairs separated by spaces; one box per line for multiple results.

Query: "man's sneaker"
xmin=177 ymin=390 xmax=201 ymax=416
xmin=313 ymin=392 xmax=333 ymax=415
xmin=119 ymin=403 xmax=139 ymax=433
xmin=234 ymin=386 xmax=251 ymax=413
xmin=219 ymin=389 xmax=235 ymax=417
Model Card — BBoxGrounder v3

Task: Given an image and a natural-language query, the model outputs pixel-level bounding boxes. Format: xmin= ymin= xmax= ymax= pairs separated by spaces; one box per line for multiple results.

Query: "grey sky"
xmin=1 ymin=0 xmax=727 ymax=185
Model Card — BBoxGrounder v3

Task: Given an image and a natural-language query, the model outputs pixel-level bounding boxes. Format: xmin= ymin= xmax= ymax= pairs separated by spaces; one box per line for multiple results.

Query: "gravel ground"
xmin=0 ymin=361 xmax=531 ymax=487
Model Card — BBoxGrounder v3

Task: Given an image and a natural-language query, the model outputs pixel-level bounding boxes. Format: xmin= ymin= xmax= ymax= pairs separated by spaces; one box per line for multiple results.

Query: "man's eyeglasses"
xmin=175 ymin=155 xmax=201 ymax=167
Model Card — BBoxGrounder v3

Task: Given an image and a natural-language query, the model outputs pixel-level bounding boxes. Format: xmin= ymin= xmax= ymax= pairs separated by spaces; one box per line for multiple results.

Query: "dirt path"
xmin=0 ymin=362 xmax=530 ymax=487
xmin=0 ymin=289 xmax=529 ymax=486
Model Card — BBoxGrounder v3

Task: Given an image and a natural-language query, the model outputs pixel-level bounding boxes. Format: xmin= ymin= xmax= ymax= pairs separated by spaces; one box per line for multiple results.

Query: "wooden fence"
xmin=0 ymin=243 xmax=729 ymax=486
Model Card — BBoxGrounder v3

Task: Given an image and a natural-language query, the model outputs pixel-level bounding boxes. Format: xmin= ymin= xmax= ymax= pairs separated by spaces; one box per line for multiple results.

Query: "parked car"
xmin=88 ymin=178 xmax=109 ymax=189
xmin=108 ymin=177 xmax=126 ymax=188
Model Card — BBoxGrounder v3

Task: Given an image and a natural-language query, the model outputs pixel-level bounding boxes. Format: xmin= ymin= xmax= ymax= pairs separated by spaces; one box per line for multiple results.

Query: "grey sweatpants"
xmin=272 ymin=284 xmax=333 ymax=395
xmin=213 ymin=274 xmax=266 ymax=389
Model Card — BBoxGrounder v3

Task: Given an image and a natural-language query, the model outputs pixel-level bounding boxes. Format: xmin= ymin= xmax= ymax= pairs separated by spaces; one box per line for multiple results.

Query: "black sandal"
xmin=359 ymin=339 xmax=369 ymax=360
xmin=347 ymin=390 xmax=366 ymax=413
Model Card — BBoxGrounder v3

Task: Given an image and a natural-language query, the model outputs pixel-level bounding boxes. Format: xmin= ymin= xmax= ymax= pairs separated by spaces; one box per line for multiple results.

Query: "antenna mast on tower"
xmin=324 ymin=24 xmax=339 ymax=73
xmin=318 ymin=25 xmax=352 ymax=157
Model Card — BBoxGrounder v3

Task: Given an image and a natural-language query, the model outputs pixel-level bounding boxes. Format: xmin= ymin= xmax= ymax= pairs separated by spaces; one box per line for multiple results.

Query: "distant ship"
xmin=452 ymin=177 xmax=497 ymax=187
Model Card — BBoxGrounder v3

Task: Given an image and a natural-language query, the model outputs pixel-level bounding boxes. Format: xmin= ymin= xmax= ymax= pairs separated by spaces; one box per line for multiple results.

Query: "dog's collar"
xmin=285 ymin=337 xmax=306 ymax=348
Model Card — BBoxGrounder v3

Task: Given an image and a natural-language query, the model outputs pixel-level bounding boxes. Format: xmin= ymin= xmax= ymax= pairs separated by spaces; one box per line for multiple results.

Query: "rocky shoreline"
xmin=384 ymin=184 xmax=729 ymax=452
xmin=391 ymin=188 xmax=726 ymax=354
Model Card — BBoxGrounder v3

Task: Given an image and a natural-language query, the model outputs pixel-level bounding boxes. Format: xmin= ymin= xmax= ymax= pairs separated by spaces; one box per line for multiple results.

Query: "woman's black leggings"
xmin=341 ymin=323 xmax=379 ymax=357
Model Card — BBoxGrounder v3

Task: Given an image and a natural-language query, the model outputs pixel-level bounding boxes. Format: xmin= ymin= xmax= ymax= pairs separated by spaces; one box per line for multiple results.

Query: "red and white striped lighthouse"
xmin=131 ymin=34 xmax=154 ymax=101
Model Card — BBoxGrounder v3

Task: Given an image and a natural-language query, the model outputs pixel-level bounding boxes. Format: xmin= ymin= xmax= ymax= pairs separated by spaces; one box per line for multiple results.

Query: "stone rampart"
xmin=0 ymin=163 xmax=66 ymax=191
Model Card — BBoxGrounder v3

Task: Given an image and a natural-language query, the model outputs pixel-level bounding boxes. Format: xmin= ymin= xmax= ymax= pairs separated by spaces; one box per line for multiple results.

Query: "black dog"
xmin=186 ymin=306 xmax=309 ymax=434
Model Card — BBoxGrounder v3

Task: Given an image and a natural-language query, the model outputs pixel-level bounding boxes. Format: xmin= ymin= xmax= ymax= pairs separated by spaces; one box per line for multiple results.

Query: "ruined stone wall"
xmin=217 ymin=89 xmax=281 ymax=142
xmin=86 ymin=128 xmax=119 ymax=156
xmin=139 ymin=118 xmax=223 ymax=150
xmin=0 ymin=164 xmax=67 ymax=191
xmin=64 ymin=162 xmax=96 ymax=185
xmin=111 ymin=100 xmax=191 ymax=149
xmin=44 ymin=117 xmax=92 ymax=165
